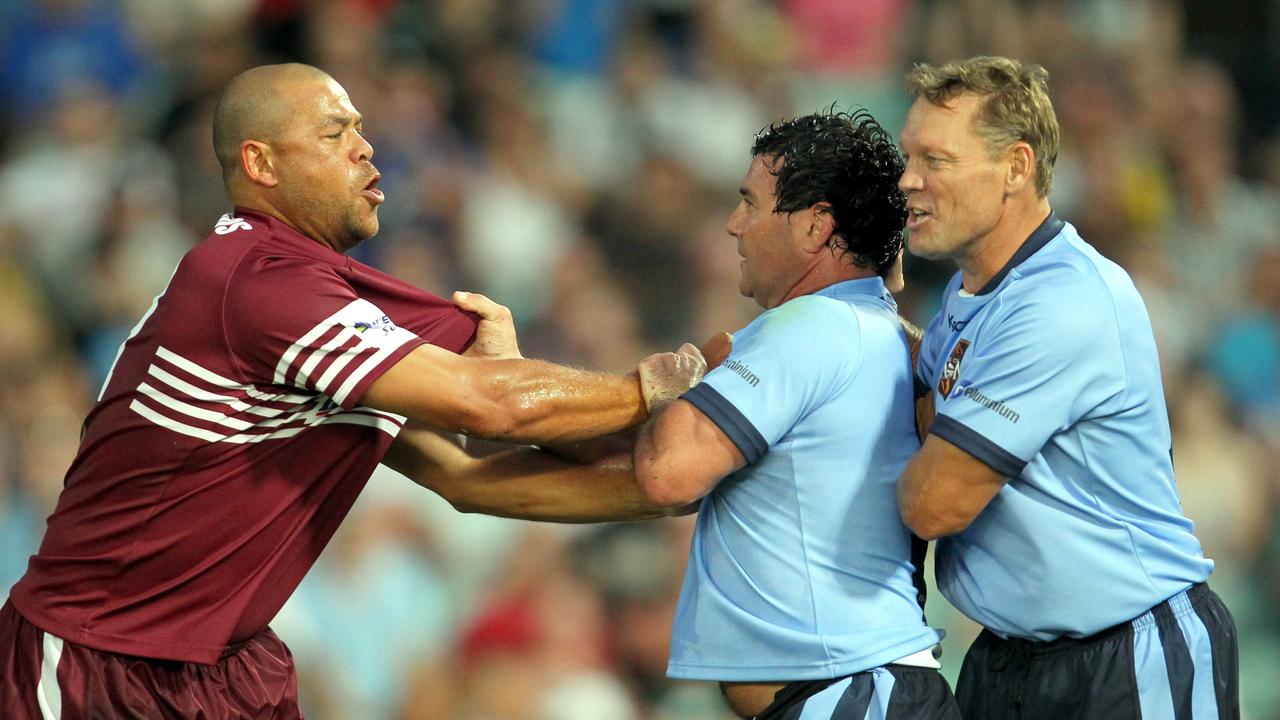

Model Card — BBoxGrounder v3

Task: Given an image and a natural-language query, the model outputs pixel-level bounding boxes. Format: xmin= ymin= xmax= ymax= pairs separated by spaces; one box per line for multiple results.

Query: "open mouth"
xmin=906 ymin=208 xmax=931 ymax=230
xmin=362 ymin=175 xmax=384 ymax=205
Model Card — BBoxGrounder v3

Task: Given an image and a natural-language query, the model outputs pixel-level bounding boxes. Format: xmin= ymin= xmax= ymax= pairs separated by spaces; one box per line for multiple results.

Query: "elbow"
xmin=447 ymin=497 xmax=483 ymax=515
xmin=635 ymin=457 xmax=704 ymax=509
xmin=899 ymin=502 xmax=971 ymax=541
xmin=640 ymin=482 xmax=702 ymax=510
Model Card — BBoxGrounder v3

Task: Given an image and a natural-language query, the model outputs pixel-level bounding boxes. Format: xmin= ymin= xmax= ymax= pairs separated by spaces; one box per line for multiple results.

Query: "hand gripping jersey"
xmin=917 ymin=214 xmax=1213 ymax=641
xmin=670 ymin=278 xmax=943 ymax=680
xmin=10 ymin=209 xmax=477 ymax=663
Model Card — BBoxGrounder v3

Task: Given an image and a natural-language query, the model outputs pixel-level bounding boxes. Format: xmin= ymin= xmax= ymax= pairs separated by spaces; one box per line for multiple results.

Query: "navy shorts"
xmin=755 ymin=664 xmax=962 ymax=720
xmin=955 ymin=583 xmax=1239 ymax=720
xmin=0 ymin=600 xmax=303 ymax=719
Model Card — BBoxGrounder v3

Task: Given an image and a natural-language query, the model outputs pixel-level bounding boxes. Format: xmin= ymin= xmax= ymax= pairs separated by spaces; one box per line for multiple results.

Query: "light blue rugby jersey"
xmin=670 ymin=277 xmax=943 ymax=681
xmin=918 ymin=213 xmax=1213 ymax=641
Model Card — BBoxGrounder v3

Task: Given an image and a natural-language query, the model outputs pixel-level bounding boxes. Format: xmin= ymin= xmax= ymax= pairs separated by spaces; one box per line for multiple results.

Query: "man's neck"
xmin=773 ymin=262 xmax=878 ymax=308
xmin=231 ymin=196 xmax=344 ymax=253
xmin=957 ymin=198 xmax=1052 ymax=294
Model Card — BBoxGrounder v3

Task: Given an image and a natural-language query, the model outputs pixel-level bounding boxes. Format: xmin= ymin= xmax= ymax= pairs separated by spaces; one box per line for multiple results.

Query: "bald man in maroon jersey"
xmin=0 ymin=63 xmax=720 ymax=719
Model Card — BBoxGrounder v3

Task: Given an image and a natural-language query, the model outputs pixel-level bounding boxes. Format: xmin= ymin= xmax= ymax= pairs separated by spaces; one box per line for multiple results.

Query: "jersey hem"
xmin=7 ymin=594 xmax=229 ymax=665
xmin=666 ymin=635 xmax=942 ymax=681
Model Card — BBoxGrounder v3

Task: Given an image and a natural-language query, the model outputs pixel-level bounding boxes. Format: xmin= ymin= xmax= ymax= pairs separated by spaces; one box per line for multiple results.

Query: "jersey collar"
xmin=813 ymin=276 xmax=894 ymax=306
xmin=230 ymin=206 xmax=351 ymax=264
xmin=974 ymin=211 xmax=1065 ymax=295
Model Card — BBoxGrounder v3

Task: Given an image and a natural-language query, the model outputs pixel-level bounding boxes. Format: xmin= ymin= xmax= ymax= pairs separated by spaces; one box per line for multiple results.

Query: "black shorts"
xmin=955 ymin=583 xmax=1239 ymax=720
xmin=0 ymin=600 xmax=303 ymax=720
xmin=755 ymin=664 xmax=962 ymax=720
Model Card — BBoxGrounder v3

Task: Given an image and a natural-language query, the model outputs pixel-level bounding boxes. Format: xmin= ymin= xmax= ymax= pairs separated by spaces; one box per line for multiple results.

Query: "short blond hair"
xmin=906 ymin=56 xmax=1060 ymax=197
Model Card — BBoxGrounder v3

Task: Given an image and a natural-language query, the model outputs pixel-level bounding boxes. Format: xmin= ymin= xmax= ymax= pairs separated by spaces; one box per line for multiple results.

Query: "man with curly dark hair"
xmin=633 ymin=110 xmax=961 ymax=719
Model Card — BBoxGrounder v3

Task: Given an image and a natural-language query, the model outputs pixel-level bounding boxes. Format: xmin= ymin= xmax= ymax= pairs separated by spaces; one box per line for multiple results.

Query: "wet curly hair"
xmin=750 ymin=109 xmax=907 ymax=276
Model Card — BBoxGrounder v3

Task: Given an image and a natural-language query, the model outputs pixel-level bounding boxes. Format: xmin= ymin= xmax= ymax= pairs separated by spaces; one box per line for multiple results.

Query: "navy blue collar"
xmin=975 ymin=211 xmax=1064 ymax=295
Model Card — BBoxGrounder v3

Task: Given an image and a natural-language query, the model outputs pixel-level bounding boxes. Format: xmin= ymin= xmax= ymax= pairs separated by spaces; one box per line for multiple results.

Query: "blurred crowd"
xmin=1 ymin=0 xmax=1278 ymax=718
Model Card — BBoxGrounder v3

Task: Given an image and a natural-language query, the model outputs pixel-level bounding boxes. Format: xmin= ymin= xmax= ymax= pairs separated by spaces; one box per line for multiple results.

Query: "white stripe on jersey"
xmin=295 ymin=327 xmax=361 ymax=387
xmin=131 ymin=346 xmax=405 ymax=442
xmin=137 ymin=382 xmax=258 ymax=431
xmin=271 ymin=298 xmax=417 ymax=400
xmin=36 ymin=632 xmax=63 ymax=720
xmin=273 ymin=307 xmax=348 ymax=385
xmin=321 ymin=411 xmax=405 ymax=435
xmin=155 ymin=346 xmax=311 ymax=404
xmin=333 ymin=342 xmax=407 ymax=406
xmin=313 ymin=344 xmax=374 ymax=400
xmin=146 ymin=365 xmax=288 ymax=418
xmin=98 ymin=266 xmax=180 ymax=401
xmin=131 ymin=399 xmax=403 ymax=443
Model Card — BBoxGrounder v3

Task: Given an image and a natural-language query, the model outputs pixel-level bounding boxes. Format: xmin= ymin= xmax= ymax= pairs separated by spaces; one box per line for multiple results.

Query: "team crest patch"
xmin=938 ymin=339 xmax=970 ymax=398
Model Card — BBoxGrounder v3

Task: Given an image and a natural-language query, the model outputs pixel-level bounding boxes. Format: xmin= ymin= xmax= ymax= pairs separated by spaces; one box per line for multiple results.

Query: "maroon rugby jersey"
xmin=10 ymin=208 xmax=477 ymax=663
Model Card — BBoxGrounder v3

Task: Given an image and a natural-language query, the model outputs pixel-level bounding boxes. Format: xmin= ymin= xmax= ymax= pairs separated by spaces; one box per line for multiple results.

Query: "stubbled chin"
xmin=906 ymin=234 xmax=941 ymax=259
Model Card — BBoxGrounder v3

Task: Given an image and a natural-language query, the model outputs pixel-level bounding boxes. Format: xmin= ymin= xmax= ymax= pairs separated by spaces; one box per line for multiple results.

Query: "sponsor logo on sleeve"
xmin=955 ymin=381 xmax=1020 ymax=423
xmin=937 ymin=339 xmax=969 ymax=398
xmin=723 ymin=358 xmax=760 ymax=387
xmin=353 ymin=314 xmax=398 ymax=336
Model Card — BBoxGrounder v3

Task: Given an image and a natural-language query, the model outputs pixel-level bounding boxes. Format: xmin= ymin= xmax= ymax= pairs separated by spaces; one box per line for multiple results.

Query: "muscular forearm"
xmin=470 ymin=359 xmax=647 ymax=444
xmin=384 ymin=423 xmax=674 ymax=522
xmin=433 ymin=359 xmax=649 ymax=444
xmin=364 ymin=345 xmax=649 ymax=445
xmin=542 ymin=428 xmax=638 ymax=464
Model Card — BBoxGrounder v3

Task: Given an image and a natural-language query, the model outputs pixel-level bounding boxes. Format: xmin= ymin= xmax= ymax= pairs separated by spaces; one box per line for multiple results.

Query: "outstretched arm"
xmin=382 ymin=422 xmax=686 ymax=522
xmin=362 ymin=292 xmax=705 ymax=446
xmin=363 ymin=344 xmax=649 ymax=444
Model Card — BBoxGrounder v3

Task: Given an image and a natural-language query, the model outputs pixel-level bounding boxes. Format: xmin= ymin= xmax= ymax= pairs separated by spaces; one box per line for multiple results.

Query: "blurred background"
xmin=1 ymin=0 xmax=1279 ymax=717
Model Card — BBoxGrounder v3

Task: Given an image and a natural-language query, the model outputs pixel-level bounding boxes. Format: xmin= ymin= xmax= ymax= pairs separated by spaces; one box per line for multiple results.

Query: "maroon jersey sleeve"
xmin=340 ymin=260 xmax=480 ymax=357
xmin=224 ymin=255 xmax=427 ymax=409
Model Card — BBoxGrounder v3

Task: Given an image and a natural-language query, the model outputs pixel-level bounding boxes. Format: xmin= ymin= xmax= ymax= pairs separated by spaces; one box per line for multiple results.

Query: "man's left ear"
xmin=1006 ymin=142 xmax=1036 ymax=195
xmin=803 ymin=203 xmax=836 ymax=253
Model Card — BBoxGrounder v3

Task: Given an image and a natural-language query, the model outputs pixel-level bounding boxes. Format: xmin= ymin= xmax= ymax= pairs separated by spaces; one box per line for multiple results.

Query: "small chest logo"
xmin=214 ymin=214 xmax=253 ymax=235
xmin=938 ymin=339 xmax=970 ymax=398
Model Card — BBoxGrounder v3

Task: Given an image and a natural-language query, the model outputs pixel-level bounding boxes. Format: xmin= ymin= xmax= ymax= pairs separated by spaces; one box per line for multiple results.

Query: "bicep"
xmin=898 ymin=433 xmax=1009 ymax=540
xmin=635 ymin=399 xmax=746 ymax=507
